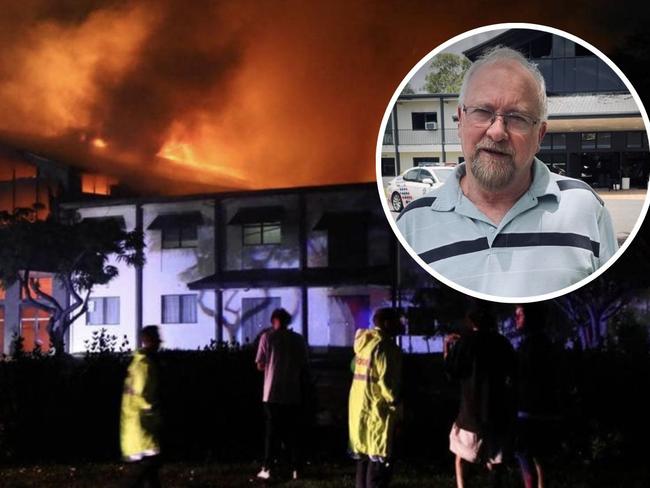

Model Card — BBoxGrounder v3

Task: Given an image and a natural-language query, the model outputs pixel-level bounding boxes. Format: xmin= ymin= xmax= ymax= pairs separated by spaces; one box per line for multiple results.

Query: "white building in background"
xmin=382 ymin=29 xmax=649 ymax=189
xmin=66 ymin=183 xmax=397 ymax=352
xmin=381 ymin=94 xmax=463 ymax=185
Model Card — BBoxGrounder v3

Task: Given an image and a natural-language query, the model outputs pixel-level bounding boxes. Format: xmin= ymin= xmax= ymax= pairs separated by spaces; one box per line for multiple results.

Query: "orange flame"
xmin=91 ymin=138 xmax=107 ymax=149
xmin=0 ymin=1 xmax=621 ymax=193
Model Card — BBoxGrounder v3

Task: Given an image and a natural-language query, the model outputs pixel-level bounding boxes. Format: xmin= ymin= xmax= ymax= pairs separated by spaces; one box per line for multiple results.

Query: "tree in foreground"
xmin=0 ymin=208 xmax=144 ymax=354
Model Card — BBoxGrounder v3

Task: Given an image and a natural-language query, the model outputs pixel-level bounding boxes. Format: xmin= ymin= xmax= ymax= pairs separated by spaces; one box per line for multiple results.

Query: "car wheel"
xmin=391 ymin=192 xmax=403 ymax=212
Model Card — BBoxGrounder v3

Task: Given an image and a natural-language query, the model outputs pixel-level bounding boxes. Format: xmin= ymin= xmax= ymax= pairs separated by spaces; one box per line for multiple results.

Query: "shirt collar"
xmin=429 ymin=158 xmax=560 ymax=212
xmin=528 ymin=157 xmax=561 ymax=202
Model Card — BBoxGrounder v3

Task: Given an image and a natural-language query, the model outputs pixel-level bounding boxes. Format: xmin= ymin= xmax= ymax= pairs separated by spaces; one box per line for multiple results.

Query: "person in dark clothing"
xmin=444 ymin=305 xmax=516 ymax=488
xmin=514 ymin=303 xmax=561 ymax=488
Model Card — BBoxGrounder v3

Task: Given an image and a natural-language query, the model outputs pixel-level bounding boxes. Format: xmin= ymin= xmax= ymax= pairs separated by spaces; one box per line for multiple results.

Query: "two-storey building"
xmin=61 ymin=183 xmax=397 ymax=353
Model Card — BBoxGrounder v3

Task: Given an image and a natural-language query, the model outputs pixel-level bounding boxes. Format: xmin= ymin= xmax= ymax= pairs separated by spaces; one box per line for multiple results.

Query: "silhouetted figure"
xmin=349 ymin=308 xmax=403 ymax=488
xmin=255 ymin=308 xmax=309 ymax=481
xmin=445 ymin=305 xmax=516 ymax=488
xmin=121 ymin=325 xmax=163 ymax=488
xmin=514 ymin=303 xmax=562 ymax=488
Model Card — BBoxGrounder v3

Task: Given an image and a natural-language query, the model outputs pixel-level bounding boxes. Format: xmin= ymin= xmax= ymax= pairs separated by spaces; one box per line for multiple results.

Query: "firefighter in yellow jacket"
xmin=121 ymin=325 xmax=162 ymax=488
xmin=349 ymin=308 xmax=403 ymax=488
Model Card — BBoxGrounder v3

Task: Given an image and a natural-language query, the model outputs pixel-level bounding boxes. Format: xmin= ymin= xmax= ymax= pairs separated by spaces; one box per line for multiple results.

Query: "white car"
xmin=386 ymin=166 xmax=455 ymax=212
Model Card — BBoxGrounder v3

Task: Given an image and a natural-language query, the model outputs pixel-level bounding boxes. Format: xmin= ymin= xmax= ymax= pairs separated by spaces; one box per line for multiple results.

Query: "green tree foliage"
xmin=0 ymin=208 xmax=144 ymax=354
xmin=423 ymin=53 xmax=470 ymax=94
xmin=401 ymin=83 xmax=415 ymax=95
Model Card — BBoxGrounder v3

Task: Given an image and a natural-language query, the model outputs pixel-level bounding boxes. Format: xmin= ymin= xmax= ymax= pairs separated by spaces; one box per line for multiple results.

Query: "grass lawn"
xmin=0 ymin=461 xmax=648 ymax=487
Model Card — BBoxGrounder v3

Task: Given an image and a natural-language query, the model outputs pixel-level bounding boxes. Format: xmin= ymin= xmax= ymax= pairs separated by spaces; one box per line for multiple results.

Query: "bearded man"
xmin=397 ymin=46 xmax=618 ymax=297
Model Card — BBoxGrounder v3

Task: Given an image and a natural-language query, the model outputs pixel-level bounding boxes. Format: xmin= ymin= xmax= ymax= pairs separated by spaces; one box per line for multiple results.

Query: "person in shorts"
xmin=444 ymin=304 xmax=516 ymax=488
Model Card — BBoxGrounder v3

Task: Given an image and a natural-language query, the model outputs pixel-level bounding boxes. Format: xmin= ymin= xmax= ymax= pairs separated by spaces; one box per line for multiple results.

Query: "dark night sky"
xmin=0 ymin=0 xmax=648 ymax=194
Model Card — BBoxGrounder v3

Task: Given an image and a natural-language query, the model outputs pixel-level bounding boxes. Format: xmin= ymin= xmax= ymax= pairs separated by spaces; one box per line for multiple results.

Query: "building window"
xmin=627 ymin=132 xmax=646 ymax=149
xmin=381 ymin=157 xmax=396 ymax=176
xmin=411 ymin=112 xmax=438 ymax=130
xmin=87 ymin=297 xmax=120 ymax=325
xmin=581 ymin=132 xmax=596 ymax=149
xmin=541 ymin=133 xmax=567 ymax=150
xmin=148 ymin=212 xmax=204 ymax=249
xmin=313 ymin=212 xmax=369 ymax=268
xmin=81 ymin=173 xmax=118 ymax=195
xmin=553 ymin=134 xmax=567 ymax=150
xmin=414 ymin=157 xmax=440 ymax=166
xmin=581 ymin=132 xmax=611 ymax=150
xmin=597 ymin=132 xmax=611 ymax=149
xmin=20 ymin=306 xmax=51 ymax=352
xmin=162 ymin=294 xmax=197 ymax=323
xmin=20 ymin=276 xmax=53 ymax=300
xmin=243 ymin=222 xmax=282 ymax=246
xmin=162 ymin=225 xmax=198 ymax=249
xmin=329 ymin=226 xmax=367 ymax=267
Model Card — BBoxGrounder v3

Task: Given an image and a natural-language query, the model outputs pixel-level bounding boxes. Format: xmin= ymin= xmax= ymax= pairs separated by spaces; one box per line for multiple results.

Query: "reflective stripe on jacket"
xmin=348 ymin=328 xmax=402 ymax=460
xmin=120 ymin=350 xmax=161 ymax=461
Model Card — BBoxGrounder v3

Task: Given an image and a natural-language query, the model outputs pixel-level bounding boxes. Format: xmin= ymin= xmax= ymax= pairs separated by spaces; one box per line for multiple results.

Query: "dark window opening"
xmin=328 ymin=222 xmax=368 ymax=268
xmin=597 ymin=132 xmax=611 ymax=149
xmin=532 ymin=34 xmax=553 ymax=58
xmin=581 ymin=132 xmax=612 ymax=150
xmin=162 ymin=225 xmax=198 ymax=249
xmin=414 ymin=157 xmax=440 ymax=166
xmin=411 ymin=112 xmax=438 ymax=130
xmin=542 ymin=133 xmax=567 ymax=150
xmin=381 ymin=157 xmax=396 ymax=176
xmin=627 ymin=132 xmax=647 ymax=149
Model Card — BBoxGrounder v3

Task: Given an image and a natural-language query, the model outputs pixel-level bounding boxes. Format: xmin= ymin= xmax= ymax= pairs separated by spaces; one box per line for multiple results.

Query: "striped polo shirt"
xmin=396 ymin=159 xmax=619 ymax=297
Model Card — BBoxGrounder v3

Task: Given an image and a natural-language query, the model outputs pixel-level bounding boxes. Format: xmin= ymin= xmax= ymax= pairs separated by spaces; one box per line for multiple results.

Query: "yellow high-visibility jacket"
xmin=348 ymin=328 xmax=402 ymax=460
xmin=120 ymin=350 xmax=161 ymax=461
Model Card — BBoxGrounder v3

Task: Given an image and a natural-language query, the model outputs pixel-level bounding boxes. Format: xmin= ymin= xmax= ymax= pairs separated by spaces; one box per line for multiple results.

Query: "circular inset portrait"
xmin=377 ymin=23 xmax=650 ymax=302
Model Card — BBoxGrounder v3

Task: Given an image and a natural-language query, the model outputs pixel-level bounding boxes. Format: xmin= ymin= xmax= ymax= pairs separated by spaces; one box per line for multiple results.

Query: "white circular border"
xmin=375 ymin=22 xmax=650 ymax=304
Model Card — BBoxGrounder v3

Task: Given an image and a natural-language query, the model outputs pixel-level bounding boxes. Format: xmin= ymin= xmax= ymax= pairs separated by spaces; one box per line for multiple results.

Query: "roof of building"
xmin=547 ymin=93 xmax=641 ymax=118
xmin=395 ymin=92 xmax=640 ymax=118
xmin=462 ymin=29 xmax=542 ymax=60
xmin=61 ymin=181 xmax=377 ymax=209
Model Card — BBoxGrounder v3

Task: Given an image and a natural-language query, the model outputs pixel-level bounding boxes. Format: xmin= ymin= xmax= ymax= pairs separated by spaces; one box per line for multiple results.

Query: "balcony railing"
xmin=383 ymin=128 xmax=460 ymax=146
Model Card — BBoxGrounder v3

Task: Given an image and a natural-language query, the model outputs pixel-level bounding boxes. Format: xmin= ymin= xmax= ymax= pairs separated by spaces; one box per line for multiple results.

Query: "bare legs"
xmin=454 ymin=455 xmax=465 ymax=488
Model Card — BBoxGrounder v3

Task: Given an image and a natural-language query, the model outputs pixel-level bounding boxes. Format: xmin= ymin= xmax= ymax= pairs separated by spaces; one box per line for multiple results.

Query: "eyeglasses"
xmin=462 ymin=105 xmax=539 ymax=134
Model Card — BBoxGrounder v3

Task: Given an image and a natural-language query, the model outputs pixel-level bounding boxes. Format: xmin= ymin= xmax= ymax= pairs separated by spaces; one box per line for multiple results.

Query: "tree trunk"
xmin=48 ymin=316 xmax=68 ymax=355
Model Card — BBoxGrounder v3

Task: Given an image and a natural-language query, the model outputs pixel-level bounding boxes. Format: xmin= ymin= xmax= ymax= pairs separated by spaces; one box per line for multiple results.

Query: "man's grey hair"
xmin=458 ymin=46 xmax=548 ymax=121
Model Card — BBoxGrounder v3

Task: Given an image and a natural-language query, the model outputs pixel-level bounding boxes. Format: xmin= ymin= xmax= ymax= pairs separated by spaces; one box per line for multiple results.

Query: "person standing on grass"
xmin=444 ymin=305 xmax=516 ymax=488
xmin=348 ymin=307 xmax=403 ymax=488
xmin=121 ymin=325 xmax=163 ymax=488
xmin=255 ymin=308 xmax=309 ymax=481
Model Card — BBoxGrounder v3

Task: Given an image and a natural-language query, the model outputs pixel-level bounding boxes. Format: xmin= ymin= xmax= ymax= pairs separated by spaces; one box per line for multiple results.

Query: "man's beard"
xmin=469 ymin=142 xmax=515 ymax=191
